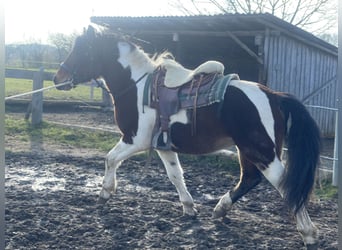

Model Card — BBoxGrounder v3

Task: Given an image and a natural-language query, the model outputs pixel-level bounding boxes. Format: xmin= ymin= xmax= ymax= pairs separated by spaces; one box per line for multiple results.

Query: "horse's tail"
xmin=280 ymin=94 xmax=321 ymax=215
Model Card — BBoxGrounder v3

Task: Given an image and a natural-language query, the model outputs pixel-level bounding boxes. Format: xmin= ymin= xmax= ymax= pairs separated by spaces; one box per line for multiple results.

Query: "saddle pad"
xmin=178 ymin=73 xmax=240 ymax=109
xmin=143 ymin=72 xmax=240 ymax=109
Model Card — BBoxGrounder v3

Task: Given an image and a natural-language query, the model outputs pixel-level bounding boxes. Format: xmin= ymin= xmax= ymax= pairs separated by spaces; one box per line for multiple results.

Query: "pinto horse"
xmin=53 ymin=26 xmax=321 ymax=249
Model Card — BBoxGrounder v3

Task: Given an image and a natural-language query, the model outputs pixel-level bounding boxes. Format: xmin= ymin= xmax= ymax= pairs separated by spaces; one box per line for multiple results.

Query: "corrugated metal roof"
xmin=91 ymin=13 xmax=337 ymax=55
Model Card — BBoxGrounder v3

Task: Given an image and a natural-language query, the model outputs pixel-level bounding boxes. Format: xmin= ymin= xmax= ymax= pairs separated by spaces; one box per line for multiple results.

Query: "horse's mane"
xmin=91 ymin=26 xmax=180 ymax=72
xmin=127 ymin=45 xmax=179 ymax=73
xmin=152 ymin=51 xmax=188 ymax=71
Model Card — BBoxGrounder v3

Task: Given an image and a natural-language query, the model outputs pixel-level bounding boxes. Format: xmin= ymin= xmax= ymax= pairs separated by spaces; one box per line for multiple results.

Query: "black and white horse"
xmin=53 ymin=26 xmax=321 ymax=249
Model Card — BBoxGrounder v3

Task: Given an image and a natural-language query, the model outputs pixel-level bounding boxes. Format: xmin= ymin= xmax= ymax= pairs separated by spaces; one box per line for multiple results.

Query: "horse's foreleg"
xmin=262 ymin=157 xmax=318 ymax=249
xmin=98 ymin=140 xmax=141 ymax=204
xmin=213 ymin=150 xmax=262 ymax=218
xmin=156 ymin=150 xmax=196 ymax=217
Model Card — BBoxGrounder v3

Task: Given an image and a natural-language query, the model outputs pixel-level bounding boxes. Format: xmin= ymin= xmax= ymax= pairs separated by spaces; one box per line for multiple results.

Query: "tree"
xmin=169 ymin=0 xmax=337 ymax=36
xmin=48 ymin=32 xmax=78 ymax=62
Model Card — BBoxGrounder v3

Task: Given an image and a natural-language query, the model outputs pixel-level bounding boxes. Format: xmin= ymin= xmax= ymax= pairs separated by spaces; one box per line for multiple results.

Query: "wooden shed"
xmin=91 ymin=13 xmax=338 ymax=136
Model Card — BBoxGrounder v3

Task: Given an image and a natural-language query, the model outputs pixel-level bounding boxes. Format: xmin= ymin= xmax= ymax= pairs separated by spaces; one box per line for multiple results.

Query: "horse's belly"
xmin=170 ymin=123 xmax=234 ymax=155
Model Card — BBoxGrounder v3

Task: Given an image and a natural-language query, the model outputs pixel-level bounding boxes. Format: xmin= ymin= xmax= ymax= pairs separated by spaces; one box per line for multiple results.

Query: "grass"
xmin=5 ymin=77 xmax=103 ymax=102
xmin=315 ymin=178 xmax=338 ymax=199
xmin=5 ymin=116 xmax=118 ymax=152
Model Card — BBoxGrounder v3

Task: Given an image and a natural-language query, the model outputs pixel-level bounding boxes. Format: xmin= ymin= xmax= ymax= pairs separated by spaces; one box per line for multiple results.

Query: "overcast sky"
xmin=5 ymin=0 xmax=173 ymax=44
xmin=5 ymin=0 xmax=337 ymax=44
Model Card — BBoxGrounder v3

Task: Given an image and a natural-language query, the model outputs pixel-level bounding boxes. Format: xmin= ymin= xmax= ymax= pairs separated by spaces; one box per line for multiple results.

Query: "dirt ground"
xmin=5 ymin=102 xmax=338 ymax=249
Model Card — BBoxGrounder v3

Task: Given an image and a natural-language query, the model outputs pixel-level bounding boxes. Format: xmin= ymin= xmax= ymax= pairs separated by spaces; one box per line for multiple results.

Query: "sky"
xmin=4 ymin=0 xmax=174 ymax=44
xmin=4 ymin=0 xmax=338 ymax=45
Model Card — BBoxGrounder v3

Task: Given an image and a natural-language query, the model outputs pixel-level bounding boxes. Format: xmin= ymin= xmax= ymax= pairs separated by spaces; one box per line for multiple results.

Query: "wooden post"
xmin=31 ymin=67 xmax=44 ymax=125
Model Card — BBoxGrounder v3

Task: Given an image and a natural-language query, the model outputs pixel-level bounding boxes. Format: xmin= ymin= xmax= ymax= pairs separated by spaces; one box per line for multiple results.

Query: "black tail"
xmin=280 ymin=94 xmax=321 ymax=215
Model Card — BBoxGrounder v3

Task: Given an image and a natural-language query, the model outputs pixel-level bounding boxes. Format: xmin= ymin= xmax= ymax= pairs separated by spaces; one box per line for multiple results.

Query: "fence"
xmin=306 ymin=105 xmax=338 ymax=185
xmin=5 ymin=68 xmax=112 ymax=125
xmin=6 ymin=68 xmax=54 ymax=125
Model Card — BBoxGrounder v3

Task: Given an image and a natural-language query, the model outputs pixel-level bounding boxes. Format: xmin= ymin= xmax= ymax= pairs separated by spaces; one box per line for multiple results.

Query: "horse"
xmin=53 ymin=26 xmax=321 ymax=249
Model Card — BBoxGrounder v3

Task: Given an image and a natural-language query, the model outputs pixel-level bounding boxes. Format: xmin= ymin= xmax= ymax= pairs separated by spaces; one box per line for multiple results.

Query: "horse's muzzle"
xmin=53 ymin=70 xmax=73 ymax=91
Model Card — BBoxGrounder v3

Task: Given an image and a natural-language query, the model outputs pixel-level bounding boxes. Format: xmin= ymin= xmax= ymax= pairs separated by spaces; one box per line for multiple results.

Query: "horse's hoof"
xmin=97 ymin=197 xmax=109 ymax=205
xmin=182 ymin=212 xmax=197 ymax=220
xmin=212 ymin=208 xmax=227 ymax=219
xmin=306 ymin=243 xmax=318 ymax=250
xmin=183 ymin=206 xmax=197 ymax=218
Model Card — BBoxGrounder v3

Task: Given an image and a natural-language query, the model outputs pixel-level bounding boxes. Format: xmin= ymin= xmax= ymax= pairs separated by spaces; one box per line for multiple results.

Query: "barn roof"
xmin=91 ymin=13 xmax=337 ymax=56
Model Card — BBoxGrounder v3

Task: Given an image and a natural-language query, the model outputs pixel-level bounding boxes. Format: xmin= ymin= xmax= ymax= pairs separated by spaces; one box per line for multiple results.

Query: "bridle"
xmin=59 ymin=61 xmax=148 ymax=101
xmin=58 ymin=62 xmax=75 ymax=87
xmin=58 ymin=35 xmax=149 ymax=100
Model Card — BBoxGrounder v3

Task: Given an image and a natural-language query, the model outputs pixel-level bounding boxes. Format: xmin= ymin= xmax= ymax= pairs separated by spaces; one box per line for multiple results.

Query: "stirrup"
xmin=152 ymin=129 xmax=172 ymax=150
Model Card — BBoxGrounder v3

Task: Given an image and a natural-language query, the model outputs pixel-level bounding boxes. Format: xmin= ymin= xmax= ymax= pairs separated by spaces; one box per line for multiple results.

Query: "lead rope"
xmin=5 ymin=81 xmax=73 ymax=100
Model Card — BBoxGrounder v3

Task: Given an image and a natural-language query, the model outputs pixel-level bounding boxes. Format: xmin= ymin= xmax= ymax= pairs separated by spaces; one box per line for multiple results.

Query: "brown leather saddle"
xmin=144 ymin=66 xmax=239 ymax=150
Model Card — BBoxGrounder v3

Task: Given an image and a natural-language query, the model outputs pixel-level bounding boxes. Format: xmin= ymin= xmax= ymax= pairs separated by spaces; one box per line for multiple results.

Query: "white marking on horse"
xmin=117 ymin=42 xmax=155 ymax=80
xmin=170 ymin=109 xmax=188 ymax=125
xmin=230 ymin=80 xmax=275 ymax=143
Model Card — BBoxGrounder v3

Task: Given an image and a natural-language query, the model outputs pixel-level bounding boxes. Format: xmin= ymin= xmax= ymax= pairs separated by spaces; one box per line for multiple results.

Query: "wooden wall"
xmin=264 ymin=34 xmax=338 ymax=136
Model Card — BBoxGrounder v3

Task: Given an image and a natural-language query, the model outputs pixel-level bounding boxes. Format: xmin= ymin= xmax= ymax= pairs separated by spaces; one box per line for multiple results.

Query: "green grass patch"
xmin=315 ymin=179 xmax=338 ymax=199
xmin=5 ymin=78 xmax=103 ymax=102
xmin=5 ymin=116 xmax=119 ymax=152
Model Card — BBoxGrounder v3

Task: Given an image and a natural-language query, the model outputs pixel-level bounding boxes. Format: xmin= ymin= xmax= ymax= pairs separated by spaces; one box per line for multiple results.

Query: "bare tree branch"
xmin=168 ymin=0 xmax=336 ymax=36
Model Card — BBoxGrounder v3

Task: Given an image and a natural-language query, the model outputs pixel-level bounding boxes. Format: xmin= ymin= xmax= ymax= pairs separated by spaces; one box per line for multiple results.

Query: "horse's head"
xmin=53 ymin=25 xmax=121 ymax=90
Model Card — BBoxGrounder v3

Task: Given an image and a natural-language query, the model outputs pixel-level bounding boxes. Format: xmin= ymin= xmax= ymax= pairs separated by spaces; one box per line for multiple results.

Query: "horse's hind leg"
xmin=213 ymin=150 xmax=262 ymax=218
xmin=262 ymin=157 xmax=318 ymax=249
xmin=295 ymin=207 xmax=319 ymax=249
xmin=157 ymin=150 xmax=196 ymax=216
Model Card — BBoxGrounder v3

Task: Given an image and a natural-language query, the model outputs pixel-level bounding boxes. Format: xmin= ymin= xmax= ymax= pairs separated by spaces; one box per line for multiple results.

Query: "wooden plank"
xmin=5 ymin=68 xmax=54 ymax=81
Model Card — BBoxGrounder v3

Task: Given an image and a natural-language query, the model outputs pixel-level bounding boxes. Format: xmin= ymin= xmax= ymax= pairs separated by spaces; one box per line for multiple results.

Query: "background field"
xmin=5 ymin=76 xmax=103 ymax=102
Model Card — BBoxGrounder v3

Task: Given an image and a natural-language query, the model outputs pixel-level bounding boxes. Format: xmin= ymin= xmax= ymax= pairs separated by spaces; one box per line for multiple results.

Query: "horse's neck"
xmin=119 ymin=47 xmax=156 ymax=83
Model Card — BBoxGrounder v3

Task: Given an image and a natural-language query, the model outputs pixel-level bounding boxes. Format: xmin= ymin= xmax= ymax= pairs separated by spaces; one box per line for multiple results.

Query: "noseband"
xmin=58 ymin=62 xmax=75 ymax=87
xmin=60 ymin=62 xmax=74 ymax=75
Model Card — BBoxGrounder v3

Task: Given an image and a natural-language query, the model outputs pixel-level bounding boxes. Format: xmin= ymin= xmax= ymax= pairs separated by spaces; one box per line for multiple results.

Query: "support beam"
xmin=225 ymin=31 xmax=264 ymax=65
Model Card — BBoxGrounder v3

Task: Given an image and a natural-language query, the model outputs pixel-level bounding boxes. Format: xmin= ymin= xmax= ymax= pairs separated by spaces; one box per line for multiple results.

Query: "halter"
xmin=60 ymin=62 xmax=73 ymax=75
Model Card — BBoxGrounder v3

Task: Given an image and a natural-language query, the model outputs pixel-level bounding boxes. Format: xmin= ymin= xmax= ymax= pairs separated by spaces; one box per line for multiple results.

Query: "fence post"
xmin=31 ymin=67 xmax=44 ymax=125
xmin=333 ymin=112 xmax=338 ymax=186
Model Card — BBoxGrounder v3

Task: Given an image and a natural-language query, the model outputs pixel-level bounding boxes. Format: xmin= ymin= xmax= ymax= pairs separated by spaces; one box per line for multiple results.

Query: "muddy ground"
xmin=5 ymin=102 xmax=338 ymax=249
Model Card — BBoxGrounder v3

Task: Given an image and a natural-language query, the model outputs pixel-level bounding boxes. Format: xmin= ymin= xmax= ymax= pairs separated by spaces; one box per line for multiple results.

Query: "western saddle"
xmin=144 ymin=60 xmax=236 ymax=150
